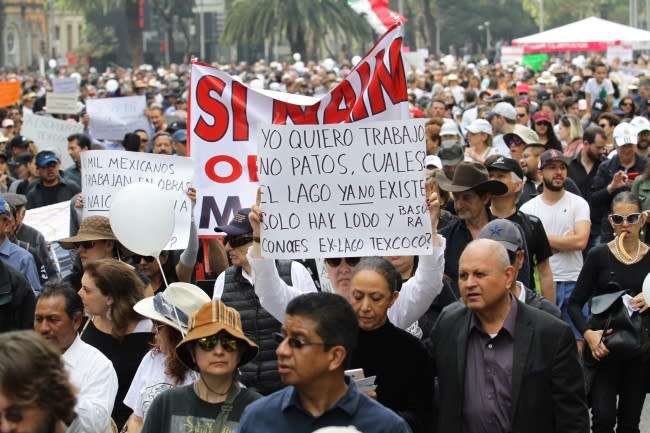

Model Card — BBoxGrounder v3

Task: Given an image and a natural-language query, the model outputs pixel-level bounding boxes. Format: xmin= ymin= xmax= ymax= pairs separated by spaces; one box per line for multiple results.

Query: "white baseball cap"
xmin=613 ymin=122 xmax=638 ymax=146
xmin=465 ymin=119 xmax=493 ymax=135
xmin=440 ymin=121 xmax=460 ymax=137
xmin=425 ymin=155 xmax=443 ymax=169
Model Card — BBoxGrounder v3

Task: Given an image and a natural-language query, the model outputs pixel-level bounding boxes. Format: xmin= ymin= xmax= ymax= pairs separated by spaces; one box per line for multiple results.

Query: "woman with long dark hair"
xmin=532 ymin=111 xmax=562 ymax=151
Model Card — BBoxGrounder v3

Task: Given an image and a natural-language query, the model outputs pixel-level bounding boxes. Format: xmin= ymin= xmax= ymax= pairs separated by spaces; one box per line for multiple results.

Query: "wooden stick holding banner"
xmin=256 ymin=119 xmax=430 ymax=258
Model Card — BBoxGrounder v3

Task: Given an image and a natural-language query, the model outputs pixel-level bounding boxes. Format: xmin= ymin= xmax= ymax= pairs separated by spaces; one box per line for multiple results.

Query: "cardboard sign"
xmin=23 ymin=201 xmax=71 ymax=242
xmin=257 ymin=119 xmax=431 ymax=259
xmin=189 ymin=25 xmax=410 ymax=237
xmin=52 ymin=77 xmax=78 ymax=93
xmin=46 ymin=92 xmax=80 ymax=114
xmin=0 ymin=81 xmax=21 ymax=108
xmin=80 ymin=150 xmax=195 ymax=250
xmin=87 ymin=95 xmax=149 ymax=140
xmin=20 ymin=114 xmax=82 ymax=168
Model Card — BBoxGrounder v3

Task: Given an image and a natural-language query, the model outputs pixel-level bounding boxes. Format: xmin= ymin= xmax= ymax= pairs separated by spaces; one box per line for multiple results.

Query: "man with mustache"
xmin=521 ymin=149 xmax=591 ymax=352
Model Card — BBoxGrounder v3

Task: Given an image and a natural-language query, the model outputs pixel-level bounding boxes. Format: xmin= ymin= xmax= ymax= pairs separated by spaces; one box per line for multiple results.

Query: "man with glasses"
xmin=0 ymin=330 xmax=81 ymax=433
xmin=25 ymin=150 xmax=80 ymax=210
xmin=212 ymin=208 xmax=316 ymax=395
xmin=238 ymin=292 xmax=411 ymax=433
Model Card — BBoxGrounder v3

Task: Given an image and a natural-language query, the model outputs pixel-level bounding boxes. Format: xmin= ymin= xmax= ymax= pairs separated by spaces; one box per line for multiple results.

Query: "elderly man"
xmin=0 ymin=330 xmax=80 ymax=433
xmin=437 ymin=161 xmax=510 ymax=296
xmin=34 ymin=281 xmax=118 ymax=433
xmin=238 ymin=292 xmax=411 ymax=433
xmin=0 ymin=197 xmax=40 ymax=293
xmin=429 ymin=239 xmax=588 ymax=433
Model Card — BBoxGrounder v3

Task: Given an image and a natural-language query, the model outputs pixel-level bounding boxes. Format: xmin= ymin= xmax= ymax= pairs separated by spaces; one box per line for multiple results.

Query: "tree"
xmin=150 ymin=0 xmax=195 ymax=64
xmin=222 ymin=0 xmax=371 ymax=61
xmin=59 ymin=0 xmax=144 ymax=67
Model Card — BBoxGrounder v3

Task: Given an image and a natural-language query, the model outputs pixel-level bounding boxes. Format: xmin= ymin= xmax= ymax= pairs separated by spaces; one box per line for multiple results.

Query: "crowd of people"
xmin=1 ymin=50 xmax=650 ymax=433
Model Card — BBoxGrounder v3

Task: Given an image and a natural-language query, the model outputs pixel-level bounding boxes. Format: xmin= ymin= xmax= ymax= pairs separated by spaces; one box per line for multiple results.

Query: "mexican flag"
xmin=347 ymin=0 xmax=407 ymax=35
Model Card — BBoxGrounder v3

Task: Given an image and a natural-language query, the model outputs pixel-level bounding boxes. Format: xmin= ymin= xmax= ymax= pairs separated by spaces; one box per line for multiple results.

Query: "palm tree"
xmin=222 ymin=0 xmax=371 ymax=60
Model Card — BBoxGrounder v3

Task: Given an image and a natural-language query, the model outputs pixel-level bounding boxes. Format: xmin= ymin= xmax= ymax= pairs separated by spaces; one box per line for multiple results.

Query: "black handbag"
xmin=587 ymin=282 xmax=642 ymax=361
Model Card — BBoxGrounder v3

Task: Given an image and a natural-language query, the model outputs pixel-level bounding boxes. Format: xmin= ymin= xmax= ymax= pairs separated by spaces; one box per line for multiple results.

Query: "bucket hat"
xmin=58 ymin=216 xmax=116 ymax=249
xmin=176 ymin=300 xmax=259 ymax=370
xmin=133 ymin=282 xmax=211 ymax=332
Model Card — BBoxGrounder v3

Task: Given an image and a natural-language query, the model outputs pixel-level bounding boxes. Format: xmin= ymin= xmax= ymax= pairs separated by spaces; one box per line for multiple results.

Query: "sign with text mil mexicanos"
xmin=189 ymin=25 xmax=411 ymax=238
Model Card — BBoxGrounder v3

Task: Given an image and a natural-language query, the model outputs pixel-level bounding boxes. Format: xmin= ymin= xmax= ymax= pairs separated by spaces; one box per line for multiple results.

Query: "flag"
xmin=347 ymin=0 xmax=407 ymax=35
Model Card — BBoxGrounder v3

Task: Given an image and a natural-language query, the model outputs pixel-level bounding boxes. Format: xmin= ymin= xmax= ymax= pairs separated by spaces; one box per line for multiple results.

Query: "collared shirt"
xmin=464 ymin=294 xmax=518 ymax=433
xmin=63 ymin=335 xmax=119 ymax=433
xmin=0 ymin=236 xmax=40 ymax=293
xmin=238 ymin=379 xmax=411 ymax=433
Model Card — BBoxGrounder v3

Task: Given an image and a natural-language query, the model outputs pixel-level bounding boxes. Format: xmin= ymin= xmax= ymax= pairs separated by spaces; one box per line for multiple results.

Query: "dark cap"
xmin=438 ymin=139 xmax=464 ymax=166
xmin=9 ymin=135 xmax=30 ymax=149
xmin=479 ymin=219 xmax=524 ymax=252
xmin=214 ymin=208 xmax=253 ymax=235
xmin=35 ymin=150 xmax=59 ymax=168
xmin=0 ymin=193 xmax=26 ymax=208
xmin=539 ymin=149 xmax=570 ymax=169
xmin=486 ymin=156 xmax=524 ymax=180
xmin=171 ymin=129 xmax=187 ymax=143
xmin=166 ymin=121 xmax=187 ymax=134
xmin=14 ymin=152 xmax=34 ymax=166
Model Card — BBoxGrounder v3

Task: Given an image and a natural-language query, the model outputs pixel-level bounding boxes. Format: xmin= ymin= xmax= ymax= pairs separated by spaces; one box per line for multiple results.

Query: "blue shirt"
xmin=237 ymin=379 xmax=412 ymax=433
xmin=0 ymin=236 xmax=41 ymax=294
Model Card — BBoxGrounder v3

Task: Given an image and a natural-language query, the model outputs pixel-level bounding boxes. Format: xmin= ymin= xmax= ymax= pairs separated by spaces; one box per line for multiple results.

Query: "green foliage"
xmin=222 ymin=0 xmax=371 ymax=59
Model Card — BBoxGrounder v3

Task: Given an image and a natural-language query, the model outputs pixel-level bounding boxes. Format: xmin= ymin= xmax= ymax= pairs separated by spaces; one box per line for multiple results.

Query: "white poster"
xmin=23 ymin=201 xmax=70 ymax=242
xmin=46 ymin=92 xmax=80 ymax=115
xmin=20 ymin=114 xmax=82 ymax=168
xmin=81 ymin=150 xmax=195 ymax=250
xmin=87 ymin=95 xmax=149 ymax=140
xmin=257 ymin=119 xmax=431 ymax=259
xmin=53 ymin=77 xmax=78 ymax=93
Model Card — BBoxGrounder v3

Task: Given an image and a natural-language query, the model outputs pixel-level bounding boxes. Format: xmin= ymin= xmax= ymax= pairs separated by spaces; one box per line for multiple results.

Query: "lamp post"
xmin=539 ymin=0 xmax=544 ymax=32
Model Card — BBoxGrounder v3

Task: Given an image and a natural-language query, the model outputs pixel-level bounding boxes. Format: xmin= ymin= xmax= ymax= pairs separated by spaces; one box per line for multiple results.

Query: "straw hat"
xmin=176 ymin=300 xmax=259 ymax=370
xmin=58 ymin=216 xmax=116 ymax=249
xmin=133 ymin=282 xmax=210 ymax=332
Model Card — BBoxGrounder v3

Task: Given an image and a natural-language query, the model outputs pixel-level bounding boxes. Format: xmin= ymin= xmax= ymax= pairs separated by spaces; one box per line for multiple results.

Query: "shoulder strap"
xmin=213 ymin=382 xmax=241 ymax=433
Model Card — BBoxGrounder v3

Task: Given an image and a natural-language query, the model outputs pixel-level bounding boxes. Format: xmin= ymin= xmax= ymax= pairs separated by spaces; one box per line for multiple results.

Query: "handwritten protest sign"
xmin=53 ymin=77 xmax=78 ymax=93
xmin=87 ymin=95 xmax=148 ymax=140
xmin=256 ymin=119 xmax=430 ymax=258
xmin=81 ymin=150 xmax=195 ymax=250
xmin=189 ymin=25 xmax=409 ymax=237
xmin=21 ymin=114 xmax=82 ymax=168
xmin=23 ymin=201 xmax=70 ymax=242
xmin=46 ymin=92 xmax=80 ymax=114
xmin=0 ymin=81 xmax=21 ymax=108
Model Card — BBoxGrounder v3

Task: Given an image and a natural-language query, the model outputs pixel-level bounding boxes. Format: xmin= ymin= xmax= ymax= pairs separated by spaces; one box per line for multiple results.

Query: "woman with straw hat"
xmin=141 ymin=300 xmax=261 ymax=433
xmin=124 ymin=282 xmax=211 ymax=433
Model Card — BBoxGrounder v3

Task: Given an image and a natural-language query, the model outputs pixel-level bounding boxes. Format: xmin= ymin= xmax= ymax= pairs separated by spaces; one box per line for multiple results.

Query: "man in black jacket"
xmin=0 ymin=259 xmax=35 ymax=333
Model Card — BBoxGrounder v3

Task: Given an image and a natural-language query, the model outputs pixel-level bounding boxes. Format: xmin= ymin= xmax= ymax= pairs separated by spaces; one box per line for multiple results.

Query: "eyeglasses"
xmin=324 ymin=257 xmax=361 ymax=267
xmin=138 ymin=255 xmax=156 ymax=263
xmin=272 ymin=332 xmax=329 ymax=349
xmin=39 ymin=162 xmax=57 ymax=169
xmin=0 ymin=405 xmax=23 ymax=423
xmin=610 ymin=213 xmax=642 ymax=225
xmin=73 ymin=240 xmax=97 ymax=249
xmin=508 ymin=139 xmax=525 ymax=147
xmin=223 ymin=235 xmax=253 ymax=248
xmin=196 ymin=334 xmax=240 ymax=352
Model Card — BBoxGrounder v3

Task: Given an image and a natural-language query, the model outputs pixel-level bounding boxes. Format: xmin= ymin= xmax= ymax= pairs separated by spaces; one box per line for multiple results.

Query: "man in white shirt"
xmin=521 ymin=149 xmax=591 ymax=351
xmin=34 ymin=281 xmax=118 ymax=433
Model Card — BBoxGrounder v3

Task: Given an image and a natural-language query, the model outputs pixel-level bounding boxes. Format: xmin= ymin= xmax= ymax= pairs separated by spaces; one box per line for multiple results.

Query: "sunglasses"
xmin=73 ymin=240 xmax=97 ymax=249
xmin=138 ymin=255 xmax=156 ymax=263
xmin=610 ymin=213 xmax=642 ymax=225
xmin=324 ymin=257 xmax=361 ymax=267
xmin=196 ymin=334 xmax=240 ymax=352
xmin=223 ymin=235 xmax=253 ymax=248
xmin=39 ymin=161 xmax=57 ymax=169
xmin=508 ymin=139 xmax=525 ymax=147
xmin=0 ymin=405 xmax=23 ymax=423
xmin=272 ymin=332 xmax=329 ymax=349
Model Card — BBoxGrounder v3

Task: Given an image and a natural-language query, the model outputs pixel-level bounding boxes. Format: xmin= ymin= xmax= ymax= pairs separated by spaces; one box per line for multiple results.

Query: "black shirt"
xmin=25 ymin=177 xmax=80 ymax=209
xmin=506 ymin=210 xmax=553 ymax=291
xmin=568 ymin=151 xmax=605 ymax=231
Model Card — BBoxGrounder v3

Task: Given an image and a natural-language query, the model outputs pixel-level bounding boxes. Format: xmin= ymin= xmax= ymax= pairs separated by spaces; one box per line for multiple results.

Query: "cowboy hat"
xmin=434 ymin=162 xmax=508 ymax=195
xmin=58 ymin=216 xmax=117 ymax=249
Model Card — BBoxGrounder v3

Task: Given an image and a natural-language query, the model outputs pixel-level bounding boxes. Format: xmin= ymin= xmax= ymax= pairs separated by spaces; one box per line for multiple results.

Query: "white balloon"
xmin=351 ymin=56 xmax=362 ymax=66
xmin=293 ymin=52 xmax=302 ymax=62
xmin=642 ymin=273 xmax=650 ymax=306
xmin=105 ymin=79 xmax=119 ymax=93
xmin=48 ymin=59 xmax=57 ymax=69
xmin=110 ymin=183 xmax=175 ymax=257
xmin=322 ymin=58 xmax=336 ymax=71
xmin=70 ymin=72 xmax=82 ymax=85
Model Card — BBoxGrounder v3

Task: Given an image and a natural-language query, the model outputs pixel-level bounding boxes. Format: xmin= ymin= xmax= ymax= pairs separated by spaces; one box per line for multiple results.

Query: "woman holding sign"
xmin=347 ymin=257 xmax=434 ymax=433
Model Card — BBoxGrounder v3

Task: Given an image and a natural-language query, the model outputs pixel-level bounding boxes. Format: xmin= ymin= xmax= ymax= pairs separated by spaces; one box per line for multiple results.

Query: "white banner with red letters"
xmin=189 ymin=25 xmax=409 ymax=237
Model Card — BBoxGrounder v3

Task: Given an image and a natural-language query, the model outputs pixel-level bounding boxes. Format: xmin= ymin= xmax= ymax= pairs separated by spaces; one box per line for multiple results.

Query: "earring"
xmin=106 ymin=304 xmax=112 ymax=321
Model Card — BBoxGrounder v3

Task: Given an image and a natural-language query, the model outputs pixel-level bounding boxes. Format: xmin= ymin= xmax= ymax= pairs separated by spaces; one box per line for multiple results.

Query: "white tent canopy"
xmin=512 ymin=17 xmax=650 ymax=52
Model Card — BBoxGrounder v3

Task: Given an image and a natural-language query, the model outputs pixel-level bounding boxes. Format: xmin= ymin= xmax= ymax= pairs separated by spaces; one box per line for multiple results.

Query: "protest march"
xmin=4 ymin=9 xmax=650 ymax=433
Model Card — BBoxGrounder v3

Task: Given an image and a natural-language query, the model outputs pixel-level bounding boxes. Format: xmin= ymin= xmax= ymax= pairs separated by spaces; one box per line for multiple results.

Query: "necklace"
xmin=612 ymin=237 xmax=642 ymax=264
xmin=194 ymin=374 xmax=231 ymax=400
